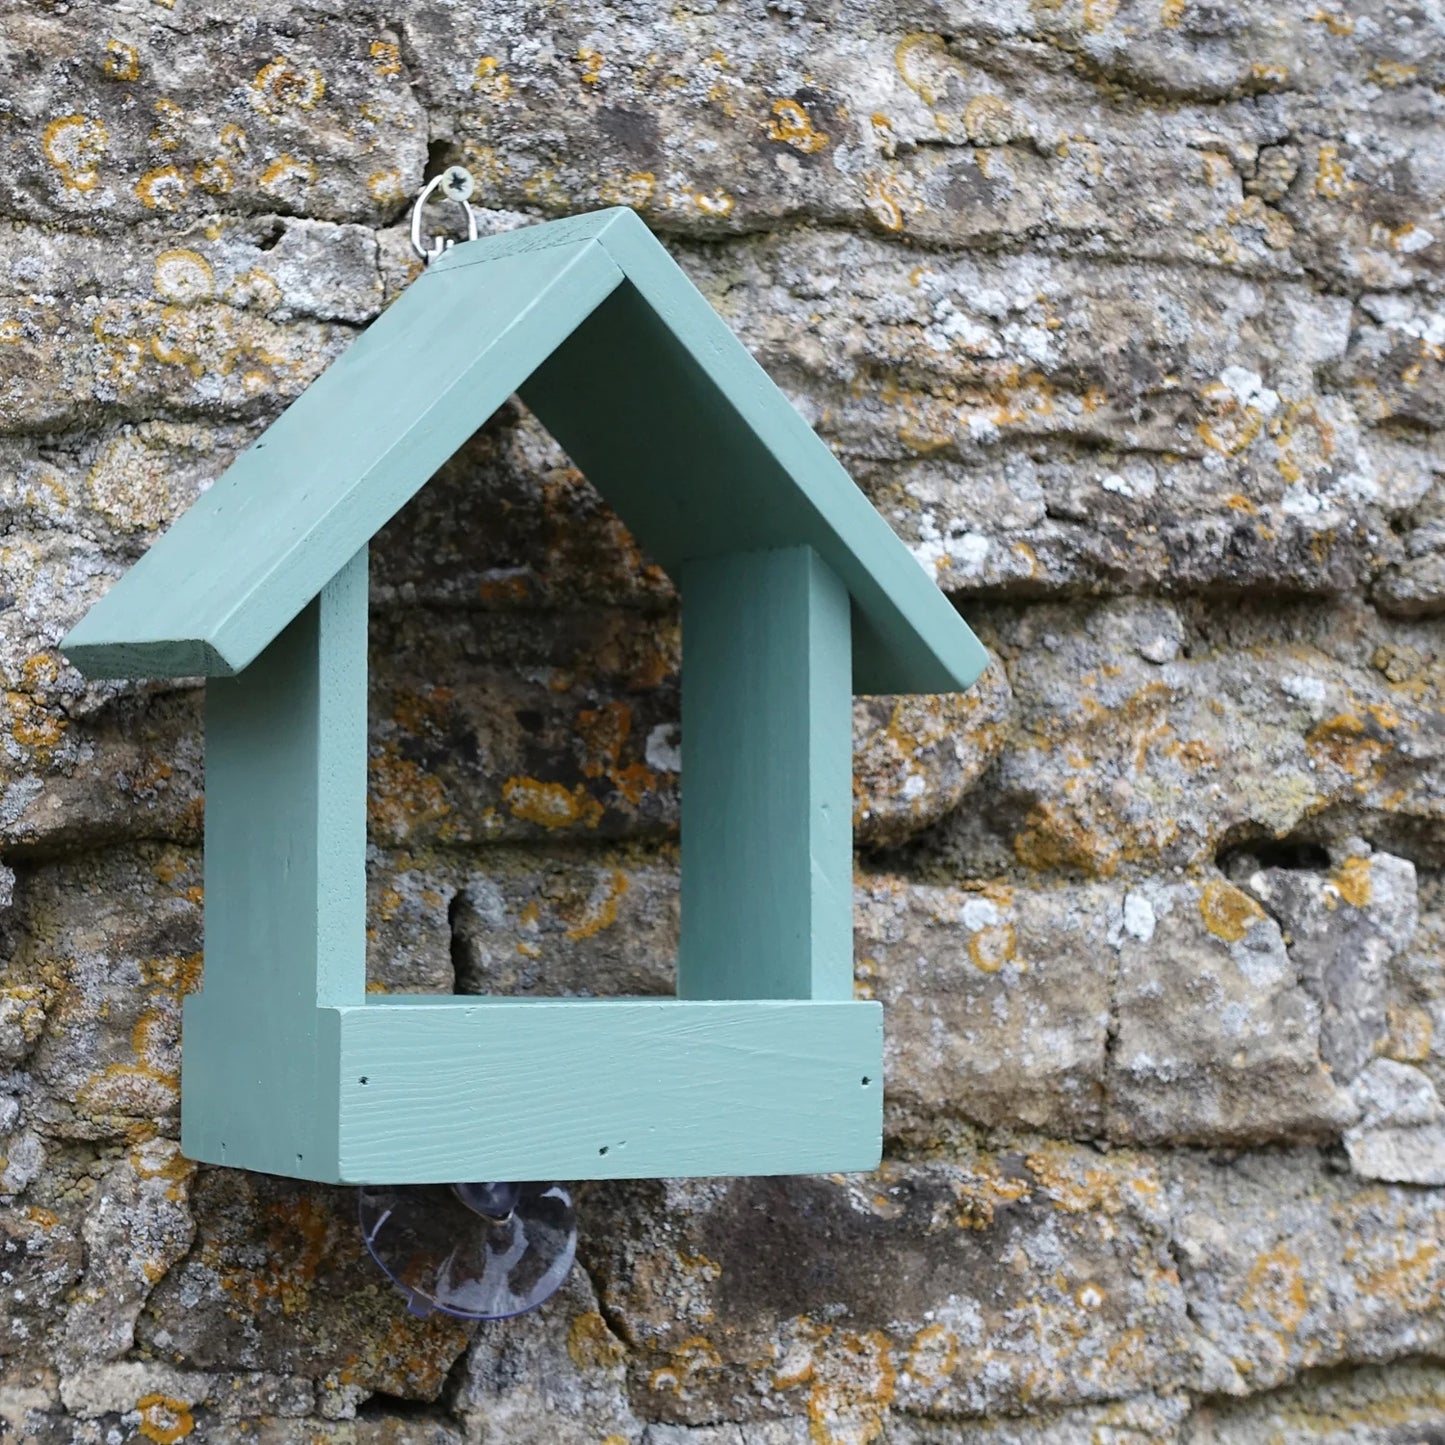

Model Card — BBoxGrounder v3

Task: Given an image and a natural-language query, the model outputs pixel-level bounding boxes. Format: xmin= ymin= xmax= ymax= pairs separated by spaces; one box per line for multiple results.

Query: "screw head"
xmin=440 ymin=165 xmax=474 ymax=202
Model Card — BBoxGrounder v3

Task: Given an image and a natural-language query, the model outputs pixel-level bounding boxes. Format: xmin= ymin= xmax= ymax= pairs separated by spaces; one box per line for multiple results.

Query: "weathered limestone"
xmin=1 ymin=0 xmax=1443 ymax=1438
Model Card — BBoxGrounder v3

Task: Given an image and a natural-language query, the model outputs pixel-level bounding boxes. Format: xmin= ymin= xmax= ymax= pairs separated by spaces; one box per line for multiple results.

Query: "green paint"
xmin=334 ymin=997 xmax=882 ymax=1182
xmin=64 ymin=239 xmax=624 ymax=680
xmin=62 ymin=207 xmax=986 ymax=696
xmin=180 ymin=548 xmax=367 ymax=1178
xmin=61 ymin=208 xmax=986 ymax=1186
xmin=680 ymin=546 xmax=854 ymax=1001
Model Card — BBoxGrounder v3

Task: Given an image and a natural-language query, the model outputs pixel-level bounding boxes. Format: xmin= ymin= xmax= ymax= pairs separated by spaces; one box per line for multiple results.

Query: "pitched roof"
xmin=63 ymin=207 xmax=986 ymax=694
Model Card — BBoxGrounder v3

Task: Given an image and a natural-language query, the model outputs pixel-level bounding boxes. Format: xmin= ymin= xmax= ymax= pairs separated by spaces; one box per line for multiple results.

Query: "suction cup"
xmin=359 ymin=1180 xmax=576 ymax=1320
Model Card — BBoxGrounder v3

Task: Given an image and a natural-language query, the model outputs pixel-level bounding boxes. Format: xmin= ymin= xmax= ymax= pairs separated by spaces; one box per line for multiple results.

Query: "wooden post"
xmin=679 ymin=545 xmax=854 ymax=1002
xmin=180 ymin=546 xmax=368 ymax=1176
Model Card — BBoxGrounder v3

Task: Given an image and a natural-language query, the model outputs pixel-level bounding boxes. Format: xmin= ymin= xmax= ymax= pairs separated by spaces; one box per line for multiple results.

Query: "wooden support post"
xmin=181 ymin=546 xmax=368 ymax=1176
xmin=679 ymin=545 xmax=854 ymax=1001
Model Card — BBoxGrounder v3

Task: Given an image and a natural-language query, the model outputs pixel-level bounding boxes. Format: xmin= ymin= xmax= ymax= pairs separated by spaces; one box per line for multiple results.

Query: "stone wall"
xmin=2 ymin=0 xmax=1443 ymax=1440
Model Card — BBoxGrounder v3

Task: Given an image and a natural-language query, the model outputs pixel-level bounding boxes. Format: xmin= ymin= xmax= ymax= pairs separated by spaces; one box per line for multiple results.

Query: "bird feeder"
xmin=62 ymin=207 xmax=987 ymax=1194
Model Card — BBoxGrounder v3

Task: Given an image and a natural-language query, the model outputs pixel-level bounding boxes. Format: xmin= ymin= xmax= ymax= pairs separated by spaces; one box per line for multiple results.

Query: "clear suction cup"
xmin=359 ymin=1180 xmax=576 ymax=1320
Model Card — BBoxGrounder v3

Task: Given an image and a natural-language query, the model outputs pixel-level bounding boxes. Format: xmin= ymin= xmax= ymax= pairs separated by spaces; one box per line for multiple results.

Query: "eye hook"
xmin=409 ymin=166 xmax=478 ymax=264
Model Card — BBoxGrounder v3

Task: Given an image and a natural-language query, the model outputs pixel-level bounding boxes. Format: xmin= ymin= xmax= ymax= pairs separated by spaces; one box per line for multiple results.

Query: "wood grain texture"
xmin=680 ymin=545 xmax=854 ymax=1001
xmin=333 ymin=997 xmax=883 ymax=1183
xmin=63 ymin=207 xmax=986 ymax=697
xmin=179 ymin=549 xmax=368 ymax=1178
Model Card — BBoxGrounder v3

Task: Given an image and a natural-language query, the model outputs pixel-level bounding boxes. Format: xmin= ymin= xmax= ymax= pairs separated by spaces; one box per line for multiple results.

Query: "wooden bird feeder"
xmin=62 ymin=208 xmax=986 ymax=1186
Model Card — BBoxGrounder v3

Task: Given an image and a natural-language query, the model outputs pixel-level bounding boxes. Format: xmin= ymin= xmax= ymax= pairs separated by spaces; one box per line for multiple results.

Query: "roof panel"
xmin=63 ymin=237 xmax=624 ymax=677
xmin=520 ymin=239 xmax=984 ymax=693
xmin=63 ymin=207 xmax=986 ymax=695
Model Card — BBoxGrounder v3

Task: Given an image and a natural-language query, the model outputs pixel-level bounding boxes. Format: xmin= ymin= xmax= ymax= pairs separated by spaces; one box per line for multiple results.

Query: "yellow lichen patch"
xmin=1370 ymin=59 xmax=1418 ymax=86
xmin=1240 ymin=1244 xmax=1309 ymax=1335
xmin=1250 ymin=61 xmax=1289 ymax=87
xmin=968 ymin=922 xmax=1016 ymax=973
xmin=148 ymin=97 xmax=184 ymax=152
xmin=370 ymin=38 xmax=402 ymax=77
xmin=1199 ymin=878 xmax=1266 ymax=943
xmin=1354 ymin=1234 xmax=1442 ymax=1312
xmin=962 ymin=95 xmax=1014 ymax=145
xmin=904 ymin=1323 xmax=958 ymax=1386
xmin=1389 ymin=222 xmax=1432 ymax=253
xmin=805 ymin=1326 xmax=896 ymax=1445
xmin=1012 ymin=799 xmax=1134 ymax=878
xmin=367 ymin=169 xmax=407 ymax=206
xmin=1385 ymin=1005 xmax=1433 ymax=1064
xmin=1084 ymin=0 xmax=1120 ymax=28
xmin=648 ymin=1335 xmax=723 ymax=1396
xmin=1307 ymin=8 xmax=1355 ymax=32
xmin=153 ymin=249 xmax=214 ymax=303
xmin=224 ymin=267 xmax=283 ymax=313
xmin=564 ymin=869 xmax=630 ymax=942
xmin=1306 ymin=712 xmax=1391 ymax=779
xmin=576 ymin=699 xmax=632 ymax=779
xmin=136 ymin=1394 xmax=194 ymax=1443
xmin=367 ymin=749 xmax=453 ymax=838
xmin=952 ymin=1159 xmax=1031 ymax=1229
xmin=616 ymin=760 xmax=660 ymax=807
xmin=43 ymin=114 xmax=110 ymax=193
xmin=576 ymin=47 xmax=606 ymax=84
xmin=600 ymin=171 xmax=657 ymax=208
xmin=328 ymin=1310 xmax=469 ymax=1399
xmin=895 ymin=32 xmax=957 ymax=107
xmin=1315 ymin=143 xmax=1350 ymax=199
xmin=131 ymin=1136 xmax=196 ymax=1207
xmin=191 ymin=156 xmax=233 ymax=194
xmin=5 ymin=689 xmax=67 ymax=760
xmin=141 ymin=950 xmax=204 ymax=997
xmin=1197 ymin=384 xmax=1265 ymax=457
xmin=211 ymin=1193 xmax=338 ymax=1316
xmin=77 ymin=1056 xmax=179 ymax=1120
xmin=768 ymin=98 xmax=830 ymax=153
xmin=135 ymin=164 xmax=188 ymax=211
xmin=1330 ymin=855 xmax=1373 ymax=908
xmin=688 ymin=188 xmax=735 ymax=217
xmin=1220 ymin=194 xmax=1295 ymax=252
xmin=473 ymin=56 xmax=513 ymax=102
xmin=0 ymin=987 xmax=46 ymax=1059
xmin=102 ymin=39 xmax=142 ymax=81
xmin=1200 ymin=150 xmax=1233 ymax=188
xmin=566 ymin=1310 xmax=627 ymax=1370
xmin=1023 ymin=1144 xmax=1148 ymax=1216
xmin=863 ymin=173 xmax=906 ymax=232
xmin=382 ymin=648 xmax=460 ymax=717
xmin=1160 ymin=0 xmax=1186 ymax=25
xmin=259 ymin=153 xmax=319 ymax=197
xmin=502 ymin=777 xmax=604 ymax=830
xmin=250 ymin=57 xmax=327 ymax=117
xmin=140 ymin=304 xmax=202 ymax=377
xmin=522 ymin=166 xmax=570 ymax=209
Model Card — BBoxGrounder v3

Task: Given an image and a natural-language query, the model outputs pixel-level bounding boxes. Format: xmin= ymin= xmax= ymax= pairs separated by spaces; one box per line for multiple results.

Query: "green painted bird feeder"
xmin=62 ymin=207 xmax=987 ymax=1189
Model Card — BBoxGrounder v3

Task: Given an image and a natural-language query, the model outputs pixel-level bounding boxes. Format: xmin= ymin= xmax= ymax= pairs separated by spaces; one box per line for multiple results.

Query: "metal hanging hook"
xmin=409 ymin=166 xmax=478 ymax=264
